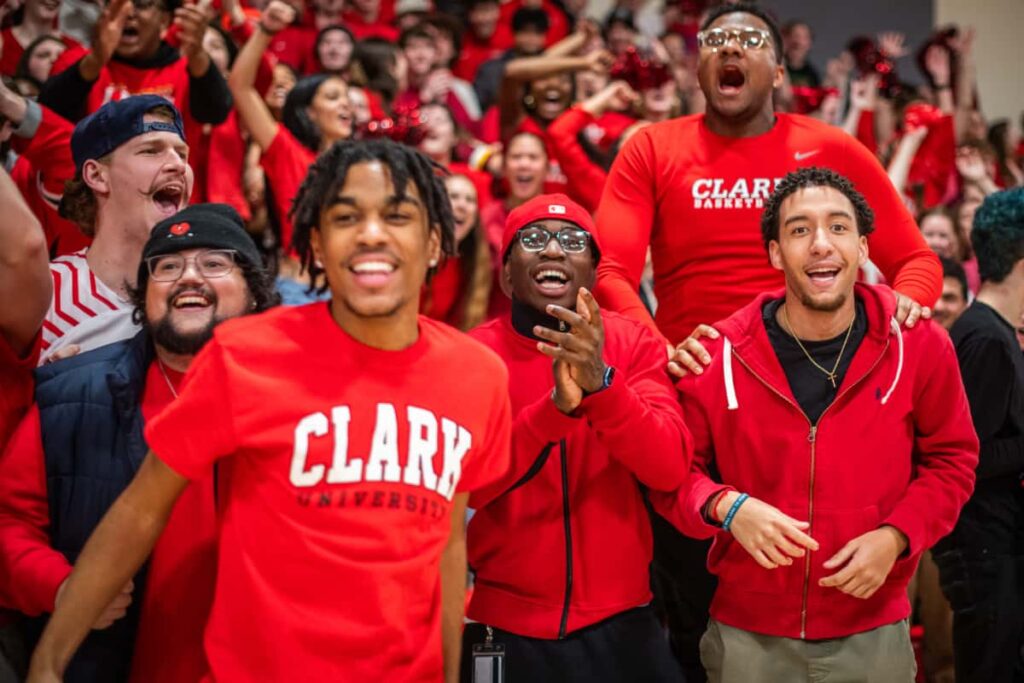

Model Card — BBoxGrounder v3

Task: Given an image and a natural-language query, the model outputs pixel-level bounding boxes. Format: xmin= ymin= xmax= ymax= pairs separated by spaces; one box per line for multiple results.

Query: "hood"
xmin=714 ymin=283 xmax=905 ymax=411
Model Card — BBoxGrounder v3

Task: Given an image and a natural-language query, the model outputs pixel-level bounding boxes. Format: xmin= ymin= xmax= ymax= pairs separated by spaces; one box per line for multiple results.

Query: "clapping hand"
xmin=533 ymin=288 xmax=607 ymax=414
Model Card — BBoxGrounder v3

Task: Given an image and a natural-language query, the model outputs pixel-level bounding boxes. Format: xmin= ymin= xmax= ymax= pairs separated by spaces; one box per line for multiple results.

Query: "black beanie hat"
xmin=138 ymin=204 xmax=262 ymax=287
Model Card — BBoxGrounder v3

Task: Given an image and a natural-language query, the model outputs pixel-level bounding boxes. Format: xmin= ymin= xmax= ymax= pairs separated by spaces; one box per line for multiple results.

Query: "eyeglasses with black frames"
xmin=517 ymin=226 xmax=591 ymax=254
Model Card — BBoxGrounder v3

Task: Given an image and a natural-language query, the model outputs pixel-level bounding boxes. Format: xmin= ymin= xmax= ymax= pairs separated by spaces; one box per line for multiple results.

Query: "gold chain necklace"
xmin=156 ymin=358 xmax=180 ymax=399
xmin=781 ymin=305 xmax=855 ymax=389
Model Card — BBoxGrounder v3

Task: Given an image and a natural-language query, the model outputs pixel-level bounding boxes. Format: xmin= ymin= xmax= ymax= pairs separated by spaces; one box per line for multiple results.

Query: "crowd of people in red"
xmin=0 ymin=0 xmax=1020 ymax=681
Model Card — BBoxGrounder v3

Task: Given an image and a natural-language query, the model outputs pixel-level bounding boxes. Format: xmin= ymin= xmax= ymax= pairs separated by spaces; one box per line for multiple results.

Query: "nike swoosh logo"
xmin=794 ymin=150 xmax=820 ymax=161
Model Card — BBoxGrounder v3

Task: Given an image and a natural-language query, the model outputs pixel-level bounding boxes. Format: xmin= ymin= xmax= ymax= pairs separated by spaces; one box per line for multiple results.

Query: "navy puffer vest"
xmin=29 ymin=331 xmax=153 ymax=683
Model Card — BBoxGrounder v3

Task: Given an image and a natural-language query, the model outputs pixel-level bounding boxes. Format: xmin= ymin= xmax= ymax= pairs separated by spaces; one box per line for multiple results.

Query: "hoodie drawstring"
xmin=880 ymin=318 xmax=904 ymax=405
xmin=723 ymin=319 xmax=903 ymax=409
xmin=723 ymin=337 xmax=738 ymax=410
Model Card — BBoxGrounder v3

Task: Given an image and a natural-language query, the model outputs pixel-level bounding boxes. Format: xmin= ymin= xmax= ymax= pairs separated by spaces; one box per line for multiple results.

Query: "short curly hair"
xmin=760 ymin=167 xmax=875 ymax=251
xmin=971 ymin=187 xmax=1024 ymax=284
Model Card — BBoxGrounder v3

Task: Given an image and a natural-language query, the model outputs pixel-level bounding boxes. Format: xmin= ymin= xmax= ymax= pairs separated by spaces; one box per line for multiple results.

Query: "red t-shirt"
xmin=130 ymin=362 xmax=217 ymax=683
xmin=0 ymin=361 xmax=216 ymax=683
xmin=144 ymin=303 xmax=512 ymax=682
xmin=261 ymin=125 xmax=317 ymax=251
xmin=595 ymin=113 xmax=942 ymax=344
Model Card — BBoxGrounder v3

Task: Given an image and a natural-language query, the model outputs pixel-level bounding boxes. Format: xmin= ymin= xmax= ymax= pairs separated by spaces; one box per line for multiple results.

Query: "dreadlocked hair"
xmin=760 ymin=167 xmax=875 ymax=251
xmin=290 ymin=139 xmax=456 ymax=294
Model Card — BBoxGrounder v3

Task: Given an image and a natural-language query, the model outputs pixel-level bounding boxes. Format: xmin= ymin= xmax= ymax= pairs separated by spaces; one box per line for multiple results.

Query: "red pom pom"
xmin=358 ymin=103 xmax=429 ymax=147
xmin=608 ymin=47 xmax=672 ymax=92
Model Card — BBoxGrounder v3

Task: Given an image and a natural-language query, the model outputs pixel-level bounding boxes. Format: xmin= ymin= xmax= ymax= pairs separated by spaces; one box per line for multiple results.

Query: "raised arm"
xmin=886 ymin=126 xmax=928 ymax=198
xmin=547 ymin=82 xmax=637 ymax=211
xmin=951 ymin=28 xmax=977 ymax=140
xmin=0 ymin=165 xmax=50 ymax=357
xmin=498 ymin=49 xmax=612 ymax=142
xmin=26 ymin=452 xmax=189 ymax=682
xmin=227 ymin=0 xmax=293 ymax=150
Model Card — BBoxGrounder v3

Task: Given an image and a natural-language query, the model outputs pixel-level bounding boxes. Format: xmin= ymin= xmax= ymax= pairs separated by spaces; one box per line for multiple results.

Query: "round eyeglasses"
xmin=517 ymin=226 xmax=591 ymax=254
xmin=697 ymin=27 xmax=773 ymax=51
xmin=146 ymin=249 xmax=238 ymax=282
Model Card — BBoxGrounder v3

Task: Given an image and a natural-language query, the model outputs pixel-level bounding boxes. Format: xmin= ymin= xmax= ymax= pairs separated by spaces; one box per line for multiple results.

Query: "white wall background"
xmin=935 ymin=0 xmax=1024 ymax=122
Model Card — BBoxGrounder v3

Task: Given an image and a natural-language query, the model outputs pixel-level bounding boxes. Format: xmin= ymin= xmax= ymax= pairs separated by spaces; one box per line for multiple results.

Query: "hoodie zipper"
xmin=557 ymin=438 xmax=573 ymax=639
xmin=731 ymin=338 xmax=889 ymax=638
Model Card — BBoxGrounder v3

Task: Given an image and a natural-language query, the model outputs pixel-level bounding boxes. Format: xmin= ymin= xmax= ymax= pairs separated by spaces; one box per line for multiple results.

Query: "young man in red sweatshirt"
xmin=594 ymin=5 xmax=943 ymax=675
xmin=0 ymin=204 xmax=278 ymax=683
xmin=27 ymin=140 xmax=512 ymax=683
xmin=651 ymin=168 xmax=978 ymax=682
xmin=594 ymin=2 xmax=941 ymax=353
xmin=465 ymin=193 xmax=690 ymax=682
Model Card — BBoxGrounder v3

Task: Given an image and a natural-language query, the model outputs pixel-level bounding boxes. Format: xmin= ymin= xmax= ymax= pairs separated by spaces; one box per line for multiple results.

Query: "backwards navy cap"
xmin=70 ymin=95 xmax=186 ymax=174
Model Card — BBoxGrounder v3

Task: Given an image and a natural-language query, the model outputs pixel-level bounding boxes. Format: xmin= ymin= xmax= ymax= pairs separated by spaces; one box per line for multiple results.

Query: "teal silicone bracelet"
xmin=722 ymin=493 xmax=749 ymax=532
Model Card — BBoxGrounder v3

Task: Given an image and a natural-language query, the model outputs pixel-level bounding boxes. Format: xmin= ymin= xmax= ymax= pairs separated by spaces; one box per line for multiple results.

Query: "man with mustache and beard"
xmin=0 ymin=204 xmax=277 ymax=683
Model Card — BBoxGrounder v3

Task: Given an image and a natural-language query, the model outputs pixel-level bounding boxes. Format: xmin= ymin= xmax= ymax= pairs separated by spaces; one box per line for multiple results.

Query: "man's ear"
xmin=768 ymin=240 xmax=783 ymax=271
xmin=427 ymin=225 xmax=441 ymax=268
xmin=500 ymin=257 xmax=513 ymax=297
xmin=858 ymin=234 xmax=869 ymax=268
xmin=82 ymin=159 xmax=111 ymax=196
xmin=772 ymin=63 xmax=785 ymax=90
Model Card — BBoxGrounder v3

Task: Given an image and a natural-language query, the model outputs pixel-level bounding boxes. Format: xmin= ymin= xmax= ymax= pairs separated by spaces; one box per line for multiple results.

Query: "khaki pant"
xmin=700 ymin=618 xmax=917 ymax=683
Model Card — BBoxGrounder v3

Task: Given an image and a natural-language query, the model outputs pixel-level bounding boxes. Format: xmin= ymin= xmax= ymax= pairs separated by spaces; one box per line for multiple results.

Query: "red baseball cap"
xmin=501 ymin=194 xmax=600 ymax=259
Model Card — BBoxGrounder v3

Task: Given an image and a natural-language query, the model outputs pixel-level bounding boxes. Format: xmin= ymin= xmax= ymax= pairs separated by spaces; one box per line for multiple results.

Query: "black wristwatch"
xmin=582 ymin=366 xmax=615 ymax=398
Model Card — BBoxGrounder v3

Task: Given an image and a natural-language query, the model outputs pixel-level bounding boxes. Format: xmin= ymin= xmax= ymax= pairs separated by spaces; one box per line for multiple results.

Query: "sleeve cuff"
xmin=577 ymin=369 xmax=626 ymax=421
xmin=881 ymin=508 xmax=924 ymax=557
xmin=14 ymin=99 xmax=42 ymax=139
xmin=23 ymin=554 xmax=73 ymax=615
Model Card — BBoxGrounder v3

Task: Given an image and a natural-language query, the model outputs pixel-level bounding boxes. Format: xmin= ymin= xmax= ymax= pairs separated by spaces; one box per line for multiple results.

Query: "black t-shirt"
xmin=763 ymin=297 xmax=868 ymax=424
xmin=941 ymin=301 xmax=1024 ymax=555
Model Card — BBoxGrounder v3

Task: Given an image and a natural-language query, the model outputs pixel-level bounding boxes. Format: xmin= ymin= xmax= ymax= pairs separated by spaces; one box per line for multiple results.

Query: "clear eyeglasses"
xmin=146 ymin=249 xmax=238 ymax=282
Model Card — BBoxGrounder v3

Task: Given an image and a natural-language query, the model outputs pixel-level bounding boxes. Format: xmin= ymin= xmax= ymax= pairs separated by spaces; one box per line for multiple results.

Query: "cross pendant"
xmin=827 ymin=374 xmax=836 ymax=389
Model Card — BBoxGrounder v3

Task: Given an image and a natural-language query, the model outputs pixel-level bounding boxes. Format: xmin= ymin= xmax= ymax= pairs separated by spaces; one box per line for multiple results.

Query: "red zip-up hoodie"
xmin=468 ymin=310 xmax=692 ymax=639
xmin=651 ymin=283 xmax=978 ymax=640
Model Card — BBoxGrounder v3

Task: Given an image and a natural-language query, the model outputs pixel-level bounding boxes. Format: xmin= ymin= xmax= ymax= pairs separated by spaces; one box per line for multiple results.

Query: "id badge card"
xmin=471 ymin=642 xmax=505 ymax=683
